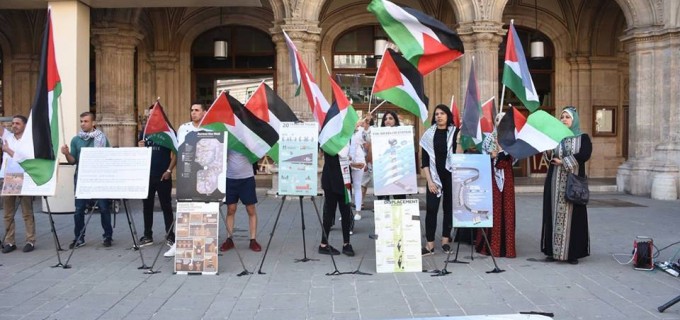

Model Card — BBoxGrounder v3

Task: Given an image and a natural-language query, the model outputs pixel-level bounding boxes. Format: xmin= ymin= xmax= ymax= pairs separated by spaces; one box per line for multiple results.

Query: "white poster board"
xmin=278 ymin=122 xmax=318 ymax=196
xmin=371 ymin=126 xmax=417 ymax=196
xmin=75 ymin=148 xmax=151 ymax=199
xmin=2 ymin=163 xmax=58 ymax=197
xmin=451 ymin=154 xmax=493 ymax=228
xmin=174 ymin=202 xmax=220 ymax=275
xmin=374 ymin=199 xmax=422 ymax=273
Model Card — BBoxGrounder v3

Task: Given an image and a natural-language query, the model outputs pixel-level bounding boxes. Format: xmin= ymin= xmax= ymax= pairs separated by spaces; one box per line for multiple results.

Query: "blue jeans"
xmin=74 ymin=198 xmax=112 ymax=242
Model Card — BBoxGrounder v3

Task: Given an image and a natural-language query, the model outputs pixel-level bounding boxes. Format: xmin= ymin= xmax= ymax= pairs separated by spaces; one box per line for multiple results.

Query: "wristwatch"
xmin=166 ymin=169 xmax=172 ymax=173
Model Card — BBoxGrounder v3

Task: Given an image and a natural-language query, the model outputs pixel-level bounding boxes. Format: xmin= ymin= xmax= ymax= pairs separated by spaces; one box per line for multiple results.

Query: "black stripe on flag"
xmin=29 ymin=16 xmax=55 ymax=161
xmin=497 ymin=109 xmax=538 ymax=160
xmin=387 ymin=48 xmax=429 ymax=106
xmin=227 ymin=94 xmax=279 ymax=147
xmin=263 ymin=84 xmax=299 ymax=122
xmin=402 ymin=7 xmax=464 ymax=53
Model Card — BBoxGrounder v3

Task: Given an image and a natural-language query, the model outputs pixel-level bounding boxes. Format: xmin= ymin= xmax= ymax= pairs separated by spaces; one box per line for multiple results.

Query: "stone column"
xmin=456 ymin=21 xmax=505 ymax=106
xmin=91 ymin=24 xmax=143 ymax=147
xmin=147 ymin=51 xmax=180 ymax=127
xmin=7 ymin=55 xmax=39 ymax=116
xmin=271 ymin=22 xmax=321 ymax=122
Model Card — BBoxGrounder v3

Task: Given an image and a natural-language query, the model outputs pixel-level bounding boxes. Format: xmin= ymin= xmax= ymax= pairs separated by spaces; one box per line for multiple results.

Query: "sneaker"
xmin=342 ymin=244 xmax=355 ymax=257
xmin=22 ymin=243 xmax=34 ymax=253
xmin=139 ymin=236 xmax=153 ymax=247
xmin=2 ymin=243 xmax=16 ymax=253
xmin=568 ymin=259 xmax=579 ymax=265
xmin=69 ymin=240 xmax=85 ymax=249
xmin=442 ymin=244 xmax=451 ymax=253
xmin=249 ymin=239 xmax=262 ymax=252
xmin=220 ymin=238 xmax=235 ymax=252
xmin=163 ymin=243 xmax=176 ymax=257
xmin=165 ymin=239 xmax=174 ymax=247
xmin=354 ymin=213 xmax=362 ymax=221
xmin=421 ymin=247 xmax=434 ymax=256
xmin=318 ymin=245 xmax=340 ymax=255
xmin=103 ymin=239 xmax=112 ymax=247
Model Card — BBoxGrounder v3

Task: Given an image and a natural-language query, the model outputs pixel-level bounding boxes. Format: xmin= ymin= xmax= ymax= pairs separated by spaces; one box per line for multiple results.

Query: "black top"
xmin=421 ymin=128 xmax=458 ymax=174
xmin=145 ymin=139 xmax=172 ymax=177
xmin=321 ymin=151 xmax=344 ymax=195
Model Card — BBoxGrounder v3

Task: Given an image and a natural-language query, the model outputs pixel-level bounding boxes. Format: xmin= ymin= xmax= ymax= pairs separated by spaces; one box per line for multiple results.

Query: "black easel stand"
xmin=427 ymin=229 xmax=461 ymax=277
xmin=479 ymin=228 xmax=504 ymax=274
xmin=64 ymin=201 xmax=101 ymax=269
xmin=143 ymin=220 xmax=176 ymax=274
xmin=121 ymin=199 xmax=149 ymax=269
xmin=43 ymin=197 xmax=67 ymax=268
xmin=340 ymin=234 xmax=374 ymax=276
xmin=658 ymin=295 xmax=680 ymax=313
xmin=294 ymin=196 xmax=317 ymax=263
xmin=446 ymin=228 xmax=469 ymax=264
xmin=218 ymin=205 xmax=251 ymax=276
xmin=310 ymin=196 xmax=343 ymax=276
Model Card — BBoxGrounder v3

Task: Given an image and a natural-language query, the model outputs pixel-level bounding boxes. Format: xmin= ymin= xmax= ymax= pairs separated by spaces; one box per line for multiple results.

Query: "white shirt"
xmin=177 ymin=122 xmax=202 ymax=145
xmin=226 ymin=150 xmax=253 ymax=179
xmin=0 ymin=130 xmax=24 ymax=177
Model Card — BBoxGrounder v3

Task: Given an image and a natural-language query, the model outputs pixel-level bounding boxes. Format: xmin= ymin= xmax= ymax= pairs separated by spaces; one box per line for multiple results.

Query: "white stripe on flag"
xmin=383 ymin=0 xmax=438 ymax=47
xmin=516 ymin=124 xmax=559 ymax=152
xmin=319 ymin=109 xmax=347 ymax=146
xmin=397 ymin=73 xmax=427 ymax=119
xmin=230 ymin=117 xmax=270 ymax=158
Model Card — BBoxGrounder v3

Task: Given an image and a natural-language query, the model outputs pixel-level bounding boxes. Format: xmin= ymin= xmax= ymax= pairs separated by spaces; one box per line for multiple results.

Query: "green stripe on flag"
xmin=502 ymin=65 xmax=540 ymax=112
xmin=526 ymin=110 xmax=574 ymax=142
xmin=375 ymin=87 xmax=424 ymax=120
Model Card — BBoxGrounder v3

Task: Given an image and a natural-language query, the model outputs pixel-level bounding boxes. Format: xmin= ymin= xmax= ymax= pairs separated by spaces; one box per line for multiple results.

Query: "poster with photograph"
xmin=174 ymin=202 xmax=220 ymax=275
xmin=451 ymin=154 xmax=493 ymax=228
xmin=278 ymin=122 xmax=318 ymax=196
xmin=374 ymin=199 xmax=422 ymax=273
xmin=176 ymin=131 xmax=227 ymax=202
xmin=75 ymin=148 xmax=152 ymax=199
xmin=1 ymin=163 xmax=58 ymax=197
xmin=371 ymin=126 xmax=417 ymax=196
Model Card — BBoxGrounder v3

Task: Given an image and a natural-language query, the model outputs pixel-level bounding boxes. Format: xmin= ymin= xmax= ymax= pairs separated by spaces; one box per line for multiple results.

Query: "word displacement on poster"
xmin=174 ymin=202 xmax=220 ymax=275
xmin=450 ymin=154 xmax=493 ymax=228
xmin=374 ymin=199 xmax=422 ymax=273
xmin=176 ymin=131 xmax=227 ymax=202
xmin=371 ymin=126 xmax=417 ymax=196
xmin=75 ymin=148 xmax=152 ymax=199
xmin=278 ymin=122 xmax=318 ymax=196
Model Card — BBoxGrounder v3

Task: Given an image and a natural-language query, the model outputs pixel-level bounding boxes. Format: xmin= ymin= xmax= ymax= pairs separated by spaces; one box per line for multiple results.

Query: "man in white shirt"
xmin=1 ymin=115 xmax=36 ymax=253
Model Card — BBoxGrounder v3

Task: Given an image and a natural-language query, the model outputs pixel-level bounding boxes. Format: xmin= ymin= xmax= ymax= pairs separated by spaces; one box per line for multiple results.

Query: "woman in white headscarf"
xmin=541 ymin=106 xmax=592 ymax=264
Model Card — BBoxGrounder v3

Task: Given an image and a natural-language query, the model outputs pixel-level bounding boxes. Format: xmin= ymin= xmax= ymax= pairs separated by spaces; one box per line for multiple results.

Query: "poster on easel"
xmin=370 ymin=126 xmax=417 ymax=196
xmin=374 ymin=199 xmax=422 ymax=273
xmin=176 ymin=131 xmax=227 ymax=202
xmin=174 ymin=201 xmax=220 ymax=275
xmin=278 ymin=122 xmax=318 ymax=196
xmin=1 ymin=161 xmax=58 ymax=197
xmin=451 ymin=154 xmax=493 ymax=228
xmin=75 ymin=148 xmax=152 ymax=199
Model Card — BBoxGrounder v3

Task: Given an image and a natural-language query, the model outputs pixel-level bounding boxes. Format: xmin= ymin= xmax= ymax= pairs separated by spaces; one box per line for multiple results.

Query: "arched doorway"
xmin=191 ymin=25 xmax=275 ymax=105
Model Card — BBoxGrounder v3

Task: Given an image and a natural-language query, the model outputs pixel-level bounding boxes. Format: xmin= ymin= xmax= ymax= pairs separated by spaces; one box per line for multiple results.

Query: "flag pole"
xmin=321 ymin=56 xmax=331 ymax=76
xmin=499 ymin=85 xmax=507 ymax=115
xmin=367 ymin=47 xmax=388 ymax=114
xmin=58 ymin=96 xmax=66 ymax=146
xmin=370 ymin=100 xmax=388 ymax=114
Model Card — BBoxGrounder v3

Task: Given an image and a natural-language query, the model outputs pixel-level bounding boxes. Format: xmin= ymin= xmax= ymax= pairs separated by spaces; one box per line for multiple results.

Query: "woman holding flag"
xmin=541 ymin=106 xmax=592 ymax=264
xmin=419 ymin=104 xmax=459 ymax=255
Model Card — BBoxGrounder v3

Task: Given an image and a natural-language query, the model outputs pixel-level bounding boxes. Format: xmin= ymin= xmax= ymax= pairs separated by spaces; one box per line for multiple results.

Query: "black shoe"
xmin=318 ymin=245 xmax=340 ymax=255
xmin=567 ymin=259 xmax=579 ymax=265
xmin=2 ymin=243 xmax=16 ymax=253
xmin=442 ymin=244 xmax=451 ymax=253
xmin=342 ymin=244 xmax=355 ymax=257
xmin=103 ymin=239 xmax=112 ymax=247
xmin=22 ymin=243 xmax=34 ymax=253
xmin=69 ymin=240 xmax=85 ymax=249
xmin=421 ymin=247 xmax=434 ymax=256
xmin=544 ymin=256 xmax=556 ymax=262
xmin=139 ymin=236 xmax=153 ymax=247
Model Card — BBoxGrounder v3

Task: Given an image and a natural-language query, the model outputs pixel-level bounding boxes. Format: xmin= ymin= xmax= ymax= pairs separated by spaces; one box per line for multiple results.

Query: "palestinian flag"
xmin=450 ymin=95 xmax=461 ymax=128
xmin=283 ymin=30 xmax=330 ymax=126
xmin=502 ymin=22 xmax=540 ymax=112
xmin=480 ymin=97 xmax=497 ymax=135
xmin=319 ymin=77 xmax=359 ymax=156
xmin=15 ymin=10 xmax=60 ymax=186
xmin=460 ymin=62 xmax=481 ymax=146
xmin=373 ymin=48 xmax=428 ymax=123
xmin=368 ymin=0 xmax=464 ymax=75
xmin=497 ymin=107 xmax=574 ymax=160
xmin=245 ymin=83 xmax=299 ymax=163
xmin=143 ymin=101 xmax=178 ymax=153
xmin=199 ymin=92 xmax=278 ymax=163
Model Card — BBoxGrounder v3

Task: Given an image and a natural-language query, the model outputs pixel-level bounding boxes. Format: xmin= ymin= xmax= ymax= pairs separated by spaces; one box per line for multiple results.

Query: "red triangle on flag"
xmin=203 ymin=92 xmax=236 ymax=127
xmin=245 ymin=84 xmax=270 ymax=123
xmin=419 ymin=34 xmax=464 ymax=75
xmin=373 ymin=50 xmax=404 ymax=93
xmin=512 ymin=106 xmax=527 ymax=131
xmin=480 ymin=97 xmax=496 ymax=133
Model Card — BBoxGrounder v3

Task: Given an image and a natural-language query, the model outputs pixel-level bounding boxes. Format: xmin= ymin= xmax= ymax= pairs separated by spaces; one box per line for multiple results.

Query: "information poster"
xmin=374 ymin=199 xmax=422 ymax=273
xmin=278 ymin=122 xmax=318 ymax=196
xmin=75 ymin=148 xmax=151 ymax=199
xmin=174 ymin=202 xmax=220 ymax=275
xmin=2 ymin=163 xmax=58 ymax=197
xmin=371 ymin=126 xmax=417 ymax=196
xmin=451 ymin=154 xmax=493 ymax=228
xmin=176 ymin=131 xmax=227 ymax=202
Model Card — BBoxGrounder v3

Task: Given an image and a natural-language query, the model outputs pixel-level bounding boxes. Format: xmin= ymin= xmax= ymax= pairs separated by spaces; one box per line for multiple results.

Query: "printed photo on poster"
xmin=450 ymin=154 xmax=493 ymax=228
xmin=374 ymin=199 xmax=422 ymax=273
xmin=371 ymin=126 xmax=417 ymax=196
xmin=75 ymin=148 xmax=152 ymax=199
xmin=278 ymin=122 xmax=318 ymax=196
xmin=1 ymin=164 xmax=58 ymax=197
xmin=176 ymin=131 xmax=227 ymax=202
xmin=174 ymin=202 xmax=220 ymax=275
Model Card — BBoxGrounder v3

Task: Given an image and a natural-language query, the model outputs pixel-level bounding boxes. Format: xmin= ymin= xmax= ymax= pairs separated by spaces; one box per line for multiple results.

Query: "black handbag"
xmin=565 ymin=173 xmax=589 ymax=205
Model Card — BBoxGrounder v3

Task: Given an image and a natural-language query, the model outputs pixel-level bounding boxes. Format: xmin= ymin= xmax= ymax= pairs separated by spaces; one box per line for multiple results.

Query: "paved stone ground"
xmin=0 ymin=193 xmax=678 ymax=320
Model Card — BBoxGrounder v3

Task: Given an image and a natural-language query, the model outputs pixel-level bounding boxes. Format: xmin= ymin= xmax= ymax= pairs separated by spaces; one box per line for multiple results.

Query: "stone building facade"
xmin=0 ymin=0 xmax=678 ymax=199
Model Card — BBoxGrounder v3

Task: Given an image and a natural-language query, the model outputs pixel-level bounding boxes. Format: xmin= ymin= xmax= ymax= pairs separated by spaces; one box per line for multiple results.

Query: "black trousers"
xmin=142 ymin=177 xmax=175 ymax=242
xmin=321 ymin=191 xmax=351 ymax=245
xmin=425 ymin=174 xmax=452 ymax=242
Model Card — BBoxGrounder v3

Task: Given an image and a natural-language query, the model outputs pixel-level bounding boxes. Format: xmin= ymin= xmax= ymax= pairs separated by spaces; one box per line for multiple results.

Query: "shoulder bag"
xmin=566 ymin=173 xmax=589 ymax=205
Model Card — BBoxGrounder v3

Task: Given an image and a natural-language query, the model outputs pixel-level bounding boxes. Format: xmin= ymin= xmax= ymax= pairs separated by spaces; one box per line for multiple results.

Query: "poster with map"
xmin=174 ymin=202 xmax=219 ymax=275
xmin=176 ymin=131 xmax=227 ymax=202
xmin=371 ymin=126 xmax=417 ymax=196
xmin=374 ymin=199 xmax=422 ymax=273
xmin=278 ymin=122 xmax=318 ymax=196
xmin=450 ymin=154 xmax=493 ymax=228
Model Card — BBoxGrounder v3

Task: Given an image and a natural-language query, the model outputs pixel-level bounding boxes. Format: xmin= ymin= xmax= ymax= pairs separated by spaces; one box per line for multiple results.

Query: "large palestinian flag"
xmin=319 ymin=77 xmax=359 ymax=156
xmin=245 ymin=82 xmax=299 ymax=163
xmin=15 ymin=10 xmax=60 ymax=186
xmin=368 ymin=0 xmax=464 ymax=75
xmin=497 ymin=107 xmax=574 ymax=160
xmin=199 ymin=92 xmax=278 ymax=163
xmin=502 ymin=22 xmax=540 ymax=112
xmin=143 ymin=101 xmax=178 ymax=153
xmin=373 ymin=48 xmax=428 ymax=123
